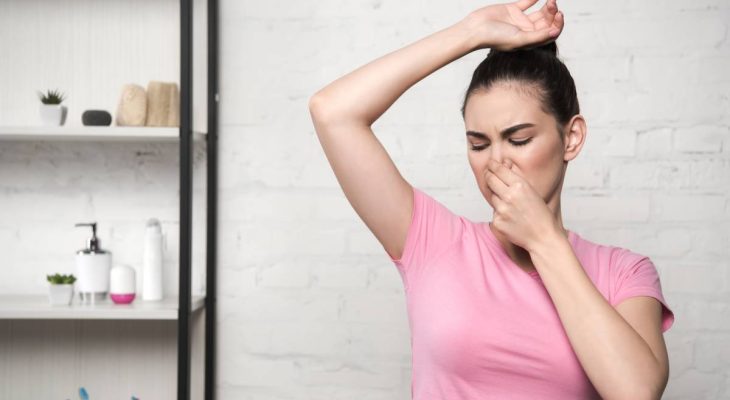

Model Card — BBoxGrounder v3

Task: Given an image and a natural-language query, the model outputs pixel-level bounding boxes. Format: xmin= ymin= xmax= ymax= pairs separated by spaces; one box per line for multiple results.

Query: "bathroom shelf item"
xmin=0 ymin=294 xmax=205 ymax=320
xmin=0 ymin=0 xmax=219 ymax=399
xmin=0 ymin=126 xmax=206 ymax=142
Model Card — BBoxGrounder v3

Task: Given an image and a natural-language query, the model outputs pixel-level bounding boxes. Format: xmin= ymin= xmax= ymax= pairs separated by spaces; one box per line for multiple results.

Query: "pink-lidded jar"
xmin=109 ymin=265 xmax=136 ymax=304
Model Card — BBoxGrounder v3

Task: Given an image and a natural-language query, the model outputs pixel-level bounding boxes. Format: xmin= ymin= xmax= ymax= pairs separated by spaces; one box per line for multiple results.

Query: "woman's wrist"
xmin=455 ymin=13 xmax=494 ymax=53
xmin=527 ymin=224 xmax=569 ymax=257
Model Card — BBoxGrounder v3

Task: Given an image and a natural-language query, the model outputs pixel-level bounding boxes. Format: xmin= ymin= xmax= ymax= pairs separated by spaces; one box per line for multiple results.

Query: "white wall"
xmin=217 ymin=0 xmax=730 ymax=399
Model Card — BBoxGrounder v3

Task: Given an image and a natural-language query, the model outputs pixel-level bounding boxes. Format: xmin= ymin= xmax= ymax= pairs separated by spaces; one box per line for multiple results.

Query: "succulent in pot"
xmin=47 ymin=273 xmax=76 ymax=306
xmin=37 ymin=89 xmax=68 ymax=126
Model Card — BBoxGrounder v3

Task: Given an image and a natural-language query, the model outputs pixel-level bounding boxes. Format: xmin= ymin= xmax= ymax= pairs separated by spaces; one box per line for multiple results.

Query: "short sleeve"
xmin=388 ymin=186 xmax=464 ymax=274
xmin=611 ymin=249 xmax=675 ymax=333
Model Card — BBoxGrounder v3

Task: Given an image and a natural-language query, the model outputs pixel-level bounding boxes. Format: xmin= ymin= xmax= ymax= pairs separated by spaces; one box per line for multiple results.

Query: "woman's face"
xmin=463 ymin=83 xmax=568 ymax=210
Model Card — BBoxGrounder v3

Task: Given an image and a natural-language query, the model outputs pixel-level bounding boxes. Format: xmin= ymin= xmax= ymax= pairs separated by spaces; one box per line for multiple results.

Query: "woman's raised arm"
xmin=308 ymin=0 xmax=563 ymax=261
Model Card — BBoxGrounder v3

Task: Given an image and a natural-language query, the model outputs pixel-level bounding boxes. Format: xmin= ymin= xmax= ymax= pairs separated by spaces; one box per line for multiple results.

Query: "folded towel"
xmin=146 ymin=81 xmax=179 ymax=127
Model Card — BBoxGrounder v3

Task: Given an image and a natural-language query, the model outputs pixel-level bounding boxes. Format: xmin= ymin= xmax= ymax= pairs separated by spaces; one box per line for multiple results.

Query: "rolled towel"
xmin=115 ymin=84 xmax=147 ymax=126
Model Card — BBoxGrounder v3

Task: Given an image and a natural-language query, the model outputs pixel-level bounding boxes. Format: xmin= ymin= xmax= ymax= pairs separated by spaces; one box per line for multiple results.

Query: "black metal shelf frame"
xmin=178 ymin=0 xmax=218 ymax=399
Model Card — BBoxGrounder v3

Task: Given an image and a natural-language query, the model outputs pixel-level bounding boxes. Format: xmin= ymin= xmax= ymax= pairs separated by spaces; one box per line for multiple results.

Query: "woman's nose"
xmin=487 ymin=144 xmax=512 ymax=168
xmin=489 ymin=152 xmax=510 ymax=167
xmin=490 ymin=146 xmax=502 ymax=165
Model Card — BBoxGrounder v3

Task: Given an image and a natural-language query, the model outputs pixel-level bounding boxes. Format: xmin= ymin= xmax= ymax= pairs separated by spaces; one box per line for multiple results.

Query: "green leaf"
xmin=38 ymin=89 xmax=66 ymax=104
xmin=47 ymin=273 xmax=76 ymax=284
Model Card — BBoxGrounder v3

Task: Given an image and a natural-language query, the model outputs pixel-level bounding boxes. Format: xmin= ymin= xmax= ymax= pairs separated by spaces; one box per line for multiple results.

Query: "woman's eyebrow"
xmin=466 ymin=123 xmax=536 ymax=140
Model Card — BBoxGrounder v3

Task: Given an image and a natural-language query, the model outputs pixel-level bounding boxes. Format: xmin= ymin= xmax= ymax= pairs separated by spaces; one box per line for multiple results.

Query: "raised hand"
xmin=462 ymin=0 xmax=564 ymax=52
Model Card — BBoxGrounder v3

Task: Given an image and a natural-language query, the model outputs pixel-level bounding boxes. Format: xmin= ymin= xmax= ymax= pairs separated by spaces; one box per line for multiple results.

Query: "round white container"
xmin=110 ymin=265 xmax=136 ymax=304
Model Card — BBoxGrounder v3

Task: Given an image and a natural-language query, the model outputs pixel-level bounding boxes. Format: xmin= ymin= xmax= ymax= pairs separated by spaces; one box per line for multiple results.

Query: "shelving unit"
xmin=0 ymin=294 xmax=205 ymax=320
xmin=0 ymin=126 xmax=206 ymax=142
xmin=0 ymin=0 xmax=218 ymax=399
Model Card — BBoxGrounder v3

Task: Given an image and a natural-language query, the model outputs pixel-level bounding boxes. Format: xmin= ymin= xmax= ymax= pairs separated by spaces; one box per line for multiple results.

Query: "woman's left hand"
xmin=485 ymin=159 xmax=564 ymax=253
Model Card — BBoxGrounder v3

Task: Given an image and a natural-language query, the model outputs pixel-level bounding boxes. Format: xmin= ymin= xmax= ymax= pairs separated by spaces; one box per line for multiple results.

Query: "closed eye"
xmin=470 ymin=138 xmax=532 ymax=151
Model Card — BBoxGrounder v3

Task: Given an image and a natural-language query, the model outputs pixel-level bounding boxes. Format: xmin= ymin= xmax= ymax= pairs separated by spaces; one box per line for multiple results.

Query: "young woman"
xmin=309 ymin=0 xmax=674 ymax=398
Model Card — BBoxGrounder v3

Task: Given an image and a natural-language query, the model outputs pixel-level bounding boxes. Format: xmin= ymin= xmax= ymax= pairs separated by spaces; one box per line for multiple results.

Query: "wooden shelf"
xmin=0 ymin=294 xmax=205 ymax=320
xmin=0 ymin=126 xmax=206 ymax=142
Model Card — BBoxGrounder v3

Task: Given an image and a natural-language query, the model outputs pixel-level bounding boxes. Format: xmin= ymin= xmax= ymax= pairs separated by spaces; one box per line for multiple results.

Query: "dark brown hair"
xmin=460 ymin=42 xmax=580 ymax=137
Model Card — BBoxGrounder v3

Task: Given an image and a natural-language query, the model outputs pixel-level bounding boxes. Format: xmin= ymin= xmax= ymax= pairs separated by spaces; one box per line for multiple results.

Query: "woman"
xmin=309 ymin=0 xmax=674 ymax=398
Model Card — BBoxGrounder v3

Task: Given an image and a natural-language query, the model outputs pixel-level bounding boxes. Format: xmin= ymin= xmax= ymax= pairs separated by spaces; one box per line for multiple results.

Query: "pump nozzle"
xmin=75 ymin=222 xmax=100 ymax=251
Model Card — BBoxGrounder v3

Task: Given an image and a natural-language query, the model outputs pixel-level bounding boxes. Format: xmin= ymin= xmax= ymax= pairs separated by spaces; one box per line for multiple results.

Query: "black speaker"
xmin=82 ymin=110 xmax=112 ymax=126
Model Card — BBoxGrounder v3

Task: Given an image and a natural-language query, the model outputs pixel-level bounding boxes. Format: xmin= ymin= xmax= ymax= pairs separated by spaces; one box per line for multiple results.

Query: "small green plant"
xmin=37 ymin=89 xmax=66 ymax=104
xmin=47 ymin=273 xmax=76 ymax=285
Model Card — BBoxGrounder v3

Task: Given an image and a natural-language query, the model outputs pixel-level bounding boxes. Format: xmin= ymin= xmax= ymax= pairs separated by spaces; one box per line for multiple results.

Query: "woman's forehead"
xmin=464 ymin=86 xmax=553 ymax=134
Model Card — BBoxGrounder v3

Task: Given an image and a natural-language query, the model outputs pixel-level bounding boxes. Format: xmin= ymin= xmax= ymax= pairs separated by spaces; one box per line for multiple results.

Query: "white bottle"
xmin=142 ymin=218 xmax=163 ymax=301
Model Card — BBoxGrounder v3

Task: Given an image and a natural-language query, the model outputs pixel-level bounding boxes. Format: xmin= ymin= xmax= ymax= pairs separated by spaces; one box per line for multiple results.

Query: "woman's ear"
xmin=563 ymin=114 xmax=586 ymax=162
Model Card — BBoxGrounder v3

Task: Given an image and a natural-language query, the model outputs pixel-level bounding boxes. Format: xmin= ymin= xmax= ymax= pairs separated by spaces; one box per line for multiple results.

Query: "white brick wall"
xmin=217 ymin=1 xmax=730 ymax=398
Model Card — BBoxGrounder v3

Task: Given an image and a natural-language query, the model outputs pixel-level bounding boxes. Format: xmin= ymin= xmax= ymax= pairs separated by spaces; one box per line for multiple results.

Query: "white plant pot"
xmin=48 ymin=283 xmax=74 ymax=306
xmin=39 ymin=104 xmax=67 ymax=126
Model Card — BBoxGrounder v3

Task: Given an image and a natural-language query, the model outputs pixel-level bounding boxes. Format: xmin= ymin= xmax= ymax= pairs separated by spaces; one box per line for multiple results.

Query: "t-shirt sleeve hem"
xmin=612 ymin=287 xmax=675 ymax=333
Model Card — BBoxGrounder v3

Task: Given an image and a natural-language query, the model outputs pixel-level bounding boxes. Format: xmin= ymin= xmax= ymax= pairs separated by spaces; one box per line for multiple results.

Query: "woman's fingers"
xmin=515 ymin=0 xmax=540 ymax=12
xmin=519 ymin=10 xmax=563 ymax=47
xmin=532 ymin=16 xmax=550 ymax=31
xmin=466 ymin=0 xmax=563 ymax=52
xmin=490 ymin=189 xmax=507 ymax=214
xmin=488 ymin=160 xmax=521 ymax=186
xmin=527 ymin=0 xmax=556 ymax=23
xmin=528 ymin=0 xmax=558 ymax=32
xmin=527 ymin=0 xmax=553 ymax=22
xmin=518 ymin=28 xmax=558 ymax=49
xmin=552 ymin=10 xmax=564 ymax=34
xmin=485 ymin=169 xmax=510 ymax=200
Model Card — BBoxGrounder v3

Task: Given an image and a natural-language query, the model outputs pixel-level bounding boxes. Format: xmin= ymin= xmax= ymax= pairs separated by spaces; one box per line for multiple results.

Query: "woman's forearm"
xmin=310 ymin=20 xmax=480 ymax=127
xmin=529 ymin=234 xmax=664 ymax=399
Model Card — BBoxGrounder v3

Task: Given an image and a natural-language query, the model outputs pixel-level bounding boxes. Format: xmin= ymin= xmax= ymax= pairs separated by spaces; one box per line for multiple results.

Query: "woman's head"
xmin=461 ymin=41 xmax=586 ymax=210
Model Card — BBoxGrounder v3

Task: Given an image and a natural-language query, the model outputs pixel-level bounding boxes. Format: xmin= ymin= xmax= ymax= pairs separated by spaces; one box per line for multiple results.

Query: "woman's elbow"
xmin=309 ymin=92 xmax=336 ymax=125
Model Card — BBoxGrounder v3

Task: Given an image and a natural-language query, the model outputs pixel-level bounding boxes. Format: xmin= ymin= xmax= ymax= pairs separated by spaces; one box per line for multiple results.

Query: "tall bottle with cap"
xmin=75 ymin=222 xmax=112 ymax=304
xmin=142 ymin=218 xmax=164 ymax=301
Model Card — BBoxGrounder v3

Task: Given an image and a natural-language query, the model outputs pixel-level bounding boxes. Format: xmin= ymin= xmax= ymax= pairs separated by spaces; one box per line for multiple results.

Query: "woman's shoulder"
xmin=569 ymin=230 xmax=653 ymax=268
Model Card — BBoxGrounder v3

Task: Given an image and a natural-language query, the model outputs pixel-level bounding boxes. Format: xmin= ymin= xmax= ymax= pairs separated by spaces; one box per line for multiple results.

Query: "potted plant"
xmin=37 ymin=89 xmax=68 ymax=126
xmin=47 ymin=273 xmax=76 ymax=306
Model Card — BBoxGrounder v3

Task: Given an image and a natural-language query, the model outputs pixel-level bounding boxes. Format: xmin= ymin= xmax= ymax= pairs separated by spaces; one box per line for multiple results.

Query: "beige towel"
xmin=146 ymin=81 xmax=180 ymax=127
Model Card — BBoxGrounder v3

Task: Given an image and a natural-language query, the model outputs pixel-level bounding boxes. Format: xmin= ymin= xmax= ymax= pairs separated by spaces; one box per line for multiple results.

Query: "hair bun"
xmin=533 ymin=41 xmax=558 ymax=57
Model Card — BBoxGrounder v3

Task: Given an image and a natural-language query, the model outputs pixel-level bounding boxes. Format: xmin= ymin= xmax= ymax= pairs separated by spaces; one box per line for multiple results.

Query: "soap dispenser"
xmin=75 ymin=222 xmax=112 ymax=304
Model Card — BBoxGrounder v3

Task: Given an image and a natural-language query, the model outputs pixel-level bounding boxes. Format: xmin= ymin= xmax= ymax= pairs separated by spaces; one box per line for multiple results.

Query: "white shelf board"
xmin=0 ymin=126 xmax=206 ymax=142
xmin=0 ymin=294 xmax=205 ymax=320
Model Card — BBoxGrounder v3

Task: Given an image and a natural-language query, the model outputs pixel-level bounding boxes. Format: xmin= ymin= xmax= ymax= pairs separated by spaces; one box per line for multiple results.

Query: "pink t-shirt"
xmin=388 ymin=186 xmax=675 ymax=400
